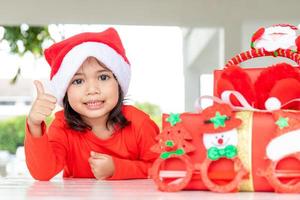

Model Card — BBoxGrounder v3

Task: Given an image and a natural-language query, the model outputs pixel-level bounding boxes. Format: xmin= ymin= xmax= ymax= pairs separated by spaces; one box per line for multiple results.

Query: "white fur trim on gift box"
xmin=266 ymin=129 xmax=300 ymax=161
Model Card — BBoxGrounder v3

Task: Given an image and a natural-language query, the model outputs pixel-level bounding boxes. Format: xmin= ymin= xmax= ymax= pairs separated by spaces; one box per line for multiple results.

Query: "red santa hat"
xmin=199 ymin=103 xmax=242 ymax=133
xmin=44 ymin=27 xmax=131 ymax=106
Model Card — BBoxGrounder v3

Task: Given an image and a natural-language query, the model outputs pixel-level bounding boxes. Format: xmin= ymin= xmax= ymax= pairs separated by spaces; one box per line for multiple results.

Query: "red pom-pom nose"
xmin=218 ymin=138 xmax=223 ymax=145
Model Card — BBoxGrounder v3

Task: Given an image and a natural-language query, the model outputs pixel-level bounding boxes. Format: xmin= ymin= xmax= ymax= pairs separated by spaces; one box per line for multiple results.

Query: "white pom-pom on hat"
xmin=265 ymin=97 xmax=282 ymax=111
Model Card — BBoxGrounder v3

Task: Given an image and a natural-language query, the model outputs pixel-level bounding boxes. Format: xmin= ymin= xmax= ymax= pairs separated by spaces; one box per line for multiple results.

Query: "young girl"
xmin=25 ymin=27 xmax=159 ymax=180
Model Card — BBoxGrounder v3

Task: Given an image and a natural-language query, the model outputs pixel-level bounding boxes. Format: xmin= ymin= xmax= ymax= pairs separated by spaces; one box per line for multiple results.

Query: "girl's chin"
xmin=81 ymin=111 xmax=109 ymax=121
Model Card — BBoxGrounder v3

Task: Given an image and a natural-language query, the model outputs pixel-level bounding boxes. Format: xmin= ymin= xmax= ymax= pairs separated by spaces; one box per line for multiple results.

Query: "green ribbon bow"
xmin=160 ymin=148 xmax=185 ymax=159
xmin=207 ymin=145 xmax=237 ymax=161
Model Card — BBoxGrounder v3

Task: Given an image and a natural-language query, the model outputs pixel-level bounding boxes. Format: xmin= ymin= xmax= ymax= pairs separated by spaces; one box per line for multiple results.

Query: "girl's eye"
xmin=99 ymin=74 xmax=110 ymax=81
xmin=71 ymin=79 xmax=83 ymax=85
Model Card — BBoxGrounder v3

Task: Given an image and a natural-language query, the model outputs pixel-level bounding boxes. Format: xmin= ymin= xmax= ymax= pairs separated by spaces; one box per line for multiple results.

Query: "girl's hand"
xmin=27 ymin=80 xmax=57 ymax=137
xmin=89 ymin=151 xmax=115 ymax=180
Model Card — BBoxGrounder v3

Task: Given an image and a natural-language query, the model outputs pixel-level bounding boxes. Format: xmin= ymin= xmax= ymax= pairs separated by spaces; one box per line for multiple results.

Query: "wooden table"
xmin=0 ymin=177 xmax=299 ymax=200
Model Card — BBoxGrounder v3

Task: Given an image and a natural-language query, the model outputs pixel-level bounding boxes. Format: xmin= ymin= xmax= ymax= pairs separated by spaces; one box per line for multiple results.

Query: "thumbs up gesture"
xmin=27 ymin=80 xmax=57 ymax=137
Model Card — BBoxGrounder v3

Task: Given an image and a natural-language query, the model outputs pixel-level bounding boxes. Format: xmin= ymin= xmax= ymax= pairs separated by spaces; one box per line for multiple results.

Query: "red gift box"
xmin=149 ymin=103 xmax=300 ymax=192
xmin=150 ymin=25 xmax=300 ymax=192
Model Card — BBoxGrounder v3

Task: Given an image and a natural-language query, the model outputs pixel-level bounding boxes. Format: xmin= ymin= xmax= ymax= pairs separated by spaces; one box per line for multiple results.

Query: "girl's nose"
xmin=86 ymin=81 xmax=100 ymax=95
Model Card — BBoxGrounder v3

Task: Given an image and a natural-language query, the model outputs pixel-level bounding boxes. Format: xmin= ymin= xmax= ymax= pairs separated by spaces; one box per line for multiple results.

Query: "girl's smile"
xmin=84 ymin=100 xmax=105 ymax=110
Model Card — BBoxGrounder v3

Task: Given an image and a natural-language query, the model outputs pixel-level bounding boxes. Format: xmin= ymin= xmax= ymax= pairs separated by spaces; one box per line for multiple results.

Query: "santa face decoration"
xmin=199 ymin=104 xmax=242 ymax=161
xmin=198 ymin=103 xmax=248 ymax=192
xmin=203 ymin=129 xmax=238 ymax=150
xmin=251 ymin=24 xmax=300 ymax=52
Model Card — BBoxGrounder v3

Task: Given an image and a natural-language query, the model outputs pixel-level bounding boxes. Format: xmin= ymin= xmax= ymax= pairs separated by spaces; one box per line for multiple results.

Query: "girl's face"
xmin=67 ymin=57 xmax=119 ymax=125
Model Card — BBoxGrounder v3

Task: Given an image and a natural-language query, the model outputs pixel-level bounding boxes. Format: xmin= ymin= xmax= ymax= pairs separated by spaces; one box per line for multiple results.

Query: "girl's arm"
xmin=25 ymin=80 xmax=67 ymax=180
xmin=108 ymin=118 xmax=159 ymax=180
xmin=108 ymin=157 xmax=154 ymax=180
xmin=24 ymin=120 xmax=68 ymax=180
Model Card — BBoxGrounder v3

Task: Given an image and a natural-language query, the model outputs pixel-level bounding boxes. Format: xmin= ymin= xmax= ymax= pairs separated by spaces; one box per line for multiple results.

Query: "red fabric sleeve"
xmin=108 ymin=118 xmax=159 ymax=180
xmin=24 ymin=119 xmax=68 ymax=180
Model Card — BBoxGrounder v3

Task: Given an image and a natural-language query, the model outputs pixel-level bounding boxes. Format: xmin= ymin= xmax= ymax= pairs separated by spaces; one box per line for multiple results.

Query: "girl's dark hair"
xmin=63 ymin=84 xmax=129 ymax=132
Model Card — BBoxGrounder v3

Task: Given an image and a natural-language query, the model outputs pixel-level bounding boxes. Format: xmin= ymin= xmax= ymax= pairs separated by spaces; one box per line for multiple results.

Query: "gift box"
xmin=149 ymin=103 xmax=300 ymax=192
xmin=150 ymin=25 xmax=300 ymax=192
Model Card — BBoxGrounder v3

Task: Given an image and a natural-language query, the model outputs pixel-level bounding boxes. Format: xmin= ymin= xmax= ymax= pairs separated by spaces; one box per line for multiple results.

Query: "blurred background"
xmin=0 ymin=0 xmax=299 ymax=177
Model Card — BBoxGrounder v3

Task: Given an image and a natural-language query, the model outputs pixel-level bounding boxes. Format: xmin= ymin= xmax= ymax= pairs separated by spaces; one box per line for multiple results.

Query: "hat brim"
xmin=49 ymin=42 xmax=131 ymax=106
xmin=200 ymin=118 xmax=242 ymax=133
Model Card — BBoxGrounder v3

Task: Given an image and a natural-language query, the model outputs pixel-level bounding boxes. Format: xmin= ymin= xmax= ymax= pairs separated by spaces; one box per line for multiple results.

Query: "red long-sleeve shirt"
xmin=24 ymin=105 xmax=159 ymax=181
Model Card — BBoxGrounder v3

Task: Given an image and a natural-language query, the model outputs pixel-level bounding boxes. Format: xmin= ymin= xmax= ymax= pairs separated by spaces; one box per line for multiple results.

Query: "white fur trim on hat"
xmin=266 ymin=129 xmax=300 ymax=161
xmin=49 ymin=42 xmax=131 ymax=106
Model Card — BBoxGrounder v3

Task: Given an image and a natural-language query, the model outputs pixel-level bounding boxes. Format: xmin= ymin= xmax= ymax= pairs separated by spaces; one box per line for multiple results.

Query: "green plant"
xmin=1 ymin=25 xmax=53 ymax=83
xmin=3 ymin=25 xmax=51 ymax=57
xmin=0 ymin=115 xmax=53 ymax=154
xmin=0 ymin=116 xmax=26 ymax=153
xmin=134 ymin=102 xmax=162 ymax=129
